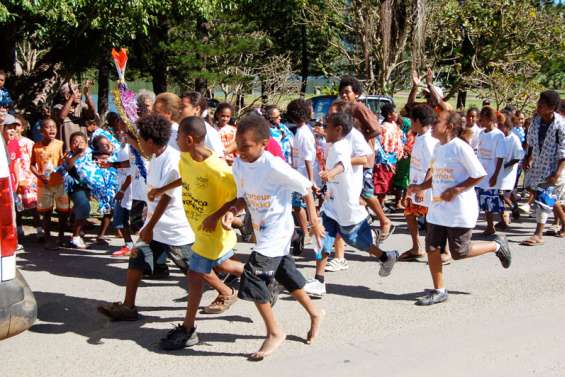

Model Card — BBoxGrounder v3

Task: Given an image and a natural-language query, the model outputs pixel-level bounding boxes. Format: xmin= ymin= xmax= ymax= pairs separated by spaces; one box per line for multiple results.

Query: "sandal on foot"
xmin=520 ymin=238 xmax=544 ymax=246
xmin=398 ymin=251 xmax=426 ymax=262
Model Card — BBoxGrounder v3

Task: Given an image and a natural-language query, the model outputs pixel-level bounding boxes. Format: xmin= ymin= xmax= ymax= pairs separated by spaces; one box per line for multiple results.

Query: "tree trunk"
xmin=456 ymin=90 xmax=467 ymax=109
xmin=300 ymin=24 xmax=309 ymax=95
xmin=0 ymin=24 xmax=17 ymax=74
xmin=97 ymin=57 xmax=109 ymax=116
xmin=149 ymin=25 xmax=168 ymax=94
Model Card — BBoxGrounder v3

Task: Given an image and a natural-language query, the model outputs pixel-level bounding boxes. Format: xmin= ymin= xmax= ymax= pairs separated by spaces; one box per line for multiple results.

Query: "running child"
xmin=476 ymin=106 xmax=506 ymax=235
xmin=157 ymin=116 xmax=245 ymax=350
xmin=221 ymin=113 xmax=325 ymax=361
xmin=214 ymin=102 xmax=237 ymax=164
xmin=497 ymin=116 xmax=524 ymax=229
xmin=288 ymin=98 xmax=317 ymax=242
xmin=398 ymin=105 xmax=438 ymax=261
xmin=304 ymin=112 xmax=399 ymax=298
xmin=30 ymin=118 xmax=70 ymax=249
xmin=408 ymin=111 xmax=511 ymax=306
xmin=98 ymin=114 xmax=194 ymax=321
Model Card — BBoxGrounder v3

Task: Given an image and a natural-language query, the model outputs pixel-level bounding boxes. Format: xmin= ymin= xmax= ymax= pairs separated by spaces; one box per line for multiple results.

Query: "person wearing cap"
xmin=52 ymin=80 xmax=99 ymax=151
xmin=406 ymin=68 xmax=452 ymax=115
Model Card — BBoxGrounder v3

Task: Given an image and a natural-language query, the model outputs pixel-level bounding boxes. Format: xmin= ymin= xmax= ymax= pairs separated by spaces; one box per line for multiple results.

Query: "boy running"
xmin=408 ymin=111 xmax=512 ymax=306
xmin=98 ymin=114 xmax=194 ymax=321
xmin=304 ymin=112 xmax=399 ymax=298
xmin=398 ymin=105 xmax=438 ymax=261
xmin=221 ymin=113 xmax=325 ymax=361
xmin=157 ymin=116 xmax=244 ymax=350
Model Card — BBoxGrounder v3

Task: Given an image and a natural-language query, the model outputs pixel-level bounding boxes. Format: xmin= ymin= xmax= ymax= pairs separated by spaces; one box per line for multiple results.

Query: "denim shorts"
xmin=129 ymin=241 xmax=192 ymax=275
xmin=189 ymin=249 xmax=235 ymax=274
xmin=112 ymin=202 xmax=130 ymax=229
xmin=316 ymin=213 xmax=373 ymax=260
xmin=69 ymin=190 xmax=90 ymax=220
xmin=291 ymin=192 xmax=306 ymax=209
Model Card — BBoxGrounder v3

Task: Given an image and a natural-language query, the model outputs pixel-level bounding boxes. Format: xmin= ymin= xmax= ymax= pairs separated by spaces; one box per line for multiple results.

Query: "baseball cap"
xmin=422 ymin=85 xmax=444 ymax=99
xmin=1 ymin=113 xmax=16 ymax=125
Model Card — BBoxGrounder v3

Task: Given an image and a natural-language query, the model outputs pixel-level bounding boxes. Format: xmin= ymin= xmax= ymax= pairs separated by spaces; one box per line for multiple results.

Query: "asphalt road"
xmin=1 ymin=212 xmax=564 ymax=377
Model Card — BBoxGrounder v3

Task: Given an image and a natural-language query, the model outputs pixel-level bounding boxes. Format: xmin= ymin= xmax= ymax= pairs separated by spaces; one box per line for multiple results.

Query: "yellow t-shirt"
xmin=179 ymin=151 xmax=237 ymax=260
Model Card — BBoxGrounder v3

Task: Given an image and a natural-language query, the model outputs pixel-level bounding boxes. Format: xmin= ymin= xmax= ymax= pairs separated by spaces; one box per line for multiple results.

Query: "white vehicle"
xmin=0 ymin=136 xmax=36 ymax=340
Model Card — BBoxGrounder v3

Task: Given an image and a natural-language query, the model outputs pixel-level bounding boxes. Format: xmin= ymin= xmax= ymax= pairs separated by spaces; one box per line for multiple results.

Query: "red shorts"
xmin=373 ymin=164 xmax=395 ymax=195
xmin=403 ymin=199 xmax=428 ymax=217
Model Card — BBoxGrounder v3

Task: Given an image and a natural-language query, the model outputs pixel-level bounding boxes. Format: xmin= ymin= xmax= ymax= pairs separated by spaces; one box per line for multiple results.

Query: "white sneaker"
xmin=304 ymin=279 xmax=326 ymax=298
xmin=325 ymin=258 xmax=349 ymax=272
xmin=70 ymin=237 xmax=87 ymax=249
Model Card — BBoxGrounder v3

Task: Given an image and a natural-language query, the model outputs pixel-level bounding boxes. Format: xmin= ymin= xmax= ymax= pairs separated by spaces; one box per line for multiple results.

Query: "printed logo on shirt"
xmin=245 ymin=193 xmax=272 ymax=211
xmin=182 ymin=182 xmax=209 ymax=220
xmin=478 ymin=147 xmax=493 ymax=160
xmin=433 ymin=167 xmax=455 ymax=184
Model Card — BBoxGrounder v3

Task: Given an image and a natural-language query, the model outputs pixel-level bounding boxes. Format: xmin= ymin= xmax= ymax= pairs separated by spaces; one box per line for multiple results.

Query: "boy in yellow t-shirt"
xmin=151 ymin=116 xmax=245 ymax=351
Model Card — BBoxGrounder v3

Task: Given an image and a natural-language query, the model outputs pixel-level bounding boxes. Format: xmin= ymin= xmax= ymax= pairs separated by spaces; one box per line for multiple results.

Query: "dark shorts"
xmin=129 ymin=199 xmax=146 ymax=233
xmin=361 ymin=167 xmax=375 ymax=199
xmin=317 ymin=213 xmax=373 ymax=260
xmin=238 ymin=252 xmax=306 ymax=304
xmin=69 ymin=189 xmax=90 ymax=221
xmin=425 ymin=223 xmax=472 ymax=260
xmin=128 ymin=240 xmax=192 ymax=275
xmin=112 ymin=202 xmax=130 ymax=229
xmin=373 ymin=164 xmax=395 ymax=195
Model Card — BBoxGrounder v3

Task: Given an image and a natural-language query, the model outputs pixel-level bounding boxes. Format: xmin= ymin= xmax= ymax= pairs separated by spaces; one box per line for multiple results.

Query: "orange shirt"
xmin=31 ymin=139 xmax=64 ymax=187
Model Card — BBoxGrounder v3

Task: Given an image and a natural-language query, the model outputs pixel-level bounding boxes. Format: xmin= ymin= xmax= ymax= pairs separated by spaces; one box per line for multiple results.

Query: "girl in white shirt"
xmin=408 ymin=110 xmax=512 ymax=306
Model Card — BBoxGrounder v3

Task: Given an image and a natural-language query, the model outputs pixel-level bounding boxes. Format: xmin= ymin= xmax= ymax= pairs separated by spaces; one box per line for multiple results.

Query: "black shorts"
xmin=425 ymin=223 xmax=472 ymax=260
xmin=128 ymin=240 xmax=192 ymax=275
xmin=238 ymin=252 xmax=306 ymax=304
xmin=129 ymin=200 xmax=146 ymax=233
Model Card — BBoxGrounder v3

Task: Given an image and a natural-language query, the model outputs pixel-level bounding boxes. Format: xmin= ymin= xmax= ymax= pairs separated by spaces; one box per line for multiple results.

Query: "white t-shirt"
xmin=168 ymin=121 xmax=180 ymax=151
xmin=499 ymin=132 xmax=524 ymax=190
xmin=115 ymin=144 xmax=133 ymax=210
xmin=469 ymin=124 xmax=482 ymax=152
xmin=145 ymin=146 xmax=195 ymax=246
xmin=129 ymin=148 xmax=149 ymax=202
xmin=292 ymin=125 xmax=316 ymax=179
xmin=205 ymin=121 xmax=225 ymax=157
xmin=233 ymin=151 xmax=311 ymax=257
xmin=427 ymin=137 xmax=487 ymax=229
xmin=345 ymin=127 xmax=372 ymax=199
xmin=409 ymin=130 xmax=438 ymax=207
xmin=321 ymin=139 xmax=368 ymax=226
xmin=477 ymin=128 xmax=506 ymax=189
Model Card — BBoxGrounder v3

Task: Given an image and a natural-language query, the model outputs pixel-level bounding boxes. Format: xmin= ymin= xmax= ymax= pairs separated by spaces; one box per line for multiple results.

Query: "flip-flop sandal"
xmin=520 ymin=238 xmax=544 ymax=246
xmin=398 ymin=251 xmax=426 ymax=262
xmin=379 ymin=224 xmax=396 ymax=241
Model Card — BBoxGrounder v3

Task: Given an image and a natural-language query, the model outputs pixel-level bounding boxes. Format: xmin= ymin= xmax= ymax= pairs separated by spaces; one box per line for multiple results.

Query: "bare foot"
xmin=249 ymin=332 xmax=286 ymax=361
xmin=306 ymin=309 xmax=326 ymax=344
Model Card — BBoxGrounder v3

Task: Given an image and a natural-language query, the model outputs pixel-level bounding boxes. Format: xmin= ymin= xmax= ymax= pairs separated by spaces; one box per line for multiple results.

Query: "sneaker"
xmin=378 ymin=250 xmax=399 ymax=277
xmin=112 ymin=246 xmax=131 ymax=257
xmin=325 ymin=258 xmax=349 ymax=272
xmin=202 ymin=289 xmax=238 ymax=314
xmin=159 ymin=324 xmax=199 ymax=350
xmin=415 ymin=289 xmax=449 ymax=306
xmin=304 ymin=279 xmax=326 ymax=298
xmin=70 ymin=237 xmax=87 ymax=249
xmin=268 ymin=279 xmax=281 ymax=307
xmin=97 ymin=302 xmax=139 ymax=321
xmin=494 ymin=234 xmax=512 ymax=269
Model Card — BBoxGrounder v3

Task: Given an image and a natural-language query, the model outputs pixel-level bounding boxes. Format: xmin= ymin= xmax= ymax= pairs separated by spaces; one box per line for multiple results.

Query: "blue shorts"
xmin=476 ymin=187 xmax=504 ymax=213
xmin=316 ymin=213 xmax=374 ymax=260
xmin=69 ymin=190 xmax=90 ymax=221
xmin=361 ymin=167 xmax=375 ymax=199
xmin=292 ymin=192 xmax=306 ymax=209
xmin=189 ymin=249 xmax=235 ymax=274
xmin=112 ymin=202 xmax=130 ymax=229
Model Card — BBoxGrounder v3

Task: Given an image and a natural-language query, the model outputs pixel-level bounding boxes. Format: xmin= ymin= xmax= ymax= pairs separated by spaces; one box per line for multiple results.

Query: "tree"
xmin=425 ymin=0 xmax=564 ymax=108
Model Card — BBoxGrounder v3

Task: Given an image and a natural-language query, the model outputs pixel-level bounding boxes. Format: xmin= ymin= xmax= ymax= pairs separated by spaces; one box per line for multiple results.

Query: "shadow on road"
xmin=29 ymin=291 xmax=265 ymax=357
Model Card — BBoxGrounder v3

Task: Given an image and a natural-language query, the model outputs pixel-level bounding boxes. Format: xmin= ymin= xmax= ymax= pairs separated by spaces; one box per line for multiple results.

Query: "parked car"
xmin=0 ymin=136 xmax=37 ymax=341
xmin=309 ymin=94 xmax=394 ymax=122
